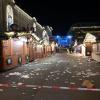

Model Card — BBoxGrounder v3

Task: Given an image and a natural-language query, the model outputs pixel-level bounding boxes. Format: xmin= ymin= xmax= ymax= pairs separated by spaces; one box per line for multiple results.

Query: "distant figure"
xmin=68 ymin=44 xmax=74 ymax=54
xmin=68 ymin=46 xmax=72 ymax=53
xmin=55 ymin=43 xmax=59 ymax=53
xmin=51 ymin=42 xmax=55 ymax=54
xmin=71 ymin=46 xmax=74 ymax=53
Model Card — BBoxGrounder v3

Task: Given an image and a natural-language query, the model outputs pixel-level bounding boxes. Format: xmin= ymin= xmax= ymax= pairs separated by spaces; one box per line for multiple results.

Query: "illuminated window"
xmin=6 ymin=5 xmax=14 ymax=31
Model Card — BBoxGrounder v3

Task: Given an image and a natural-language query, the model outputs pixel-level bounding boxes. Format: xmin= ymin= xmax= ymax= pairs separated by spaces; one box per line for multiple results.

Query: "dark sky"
xmin=15 ymin=0 xmax=100 ymax=35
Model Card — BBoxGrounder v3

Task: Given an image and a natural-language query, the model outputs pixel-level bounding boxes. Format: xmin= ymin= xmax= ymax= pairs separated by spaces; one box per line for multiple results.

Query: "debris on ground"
xmin=82 ymin=80 xmax=95 ymax=88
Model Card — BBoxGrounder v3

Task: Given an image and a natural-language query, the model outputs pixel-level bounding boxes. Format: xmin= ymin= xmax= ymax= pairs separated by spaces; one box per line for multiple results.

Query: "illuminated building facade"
xmin=0 ymin=0 xmax=33 ymax=32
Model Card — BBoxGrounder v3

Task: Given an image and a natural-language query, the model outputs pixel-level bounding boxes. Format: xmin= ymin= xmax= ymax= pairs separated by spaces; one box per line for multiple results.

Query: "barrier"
xmin=0 ymin=83 xmax=99 ymax=92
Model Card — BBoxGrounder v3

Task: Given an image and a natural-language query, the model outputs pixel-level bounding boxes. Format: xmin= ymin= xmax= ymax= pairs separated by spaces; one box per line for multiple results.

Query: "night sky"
xmin=15 ymin=0 xmax=100 ymax=35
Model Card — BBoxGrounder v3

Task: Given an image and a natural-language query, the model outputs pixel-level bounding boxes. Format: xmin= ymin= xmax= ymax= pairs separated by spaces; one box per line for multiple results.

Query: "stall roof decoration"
xmin=84 ymin=33 xmax=96 ymax=43
xmin=31 ymin=33 xmax=40 ymax=41
xmin=5 ymin=32 xmax=28 ymax=37
xmin=4 ymin=31 xmax=42 ymax=42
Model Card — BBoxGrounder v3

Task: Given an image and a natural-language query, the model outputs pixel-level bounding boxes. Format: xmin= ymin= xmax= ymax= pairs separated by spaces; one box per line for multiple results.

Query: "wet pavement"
xmin=0 ymin=53 xmax=100 ymax=100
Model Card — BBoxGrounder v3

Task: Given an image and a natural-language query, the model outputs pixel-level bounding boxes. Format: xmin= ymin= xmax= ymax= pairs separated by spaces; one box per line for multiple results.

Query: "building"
xmin=0 ymin=0 xmax=33 ymax=32
xmin=68 ymin=23 xmax=100 ymax=55
xmin=0 ymin=0 xmax=53 ymax=45
xmin=70 ymin=23 xmax=100 ymax=44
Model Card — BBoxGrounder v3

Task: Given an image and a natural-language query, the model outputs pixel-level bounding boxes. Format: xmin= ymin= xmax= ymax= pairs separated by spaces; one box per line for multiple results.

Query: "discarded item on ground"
xmin=21 ymin=75 xmax=30 ymax=79
xmin=82 ymin=80 xmax=95 ymax=88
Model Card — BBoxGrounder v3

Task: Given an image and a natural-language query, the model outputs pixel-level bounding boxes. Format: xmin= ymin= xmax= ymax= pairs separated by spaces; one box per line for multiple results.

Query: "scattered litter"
xmin=21 ymin=75 xmax=30 ymax=79
xmin=88 ymin=58 xmax=92 ymax=62
xmin=72 ymin=76 xmax=75 ymax=78
xmin=27 ymin=64 xmax=32 ymax=67
xmin=70 ymin=82 xmax=76 ymax=85
xmin=70 ymin=82 xmax=76 ymax=87
xmin=76 ymin=72 xmax=81 ymax=76
xmin=63 ymin=71 xmax=66 ymax=74
xmin=81 ymin=71 xmax=85 ymax=75
xmin=76 ymin=70 xmax=100 ymax=78
xmin=51 ymin=74 xmax=54 ymax=77
xmin=11 ymin=82 xmax=16 ymax=85
xmin=22 ymin=92 xmax=25 ymax=95
xmin=5 ymin=75 xmax=9 ymax=78
xmin=45 ymin=78 xmax=49 ymax=81
xmin=0 ymin=89 xmax=3 ymax=92
xmin=79 ymin=63 xmax=83 ymax=65
xmin=56 ymin=77 xmax=60 ymax=79
xmin=35 ymin=68 xmax=41 ymax=71
xmin=78 ymin=59 xmax=81 ymax=61
xmin=50 ymin=72 xmax=53 ymax=74
xmin=53 ymin=79 xmax=56 ymax=81
xmin=32 ymin=87 xmax=37 ymax=90
xmin=57 ymin=73 xmax=60 ymax=75
xmin=88 ymin=72 xmax=100 ymax=76
xmin=66 ymin=69 xmax=71 ymax=74
xmin=1 ymin=73 xmax=5 ymax=76
xmin=79 ymin=78 xmax=82 ymax=81
xmin=36 ymin=73 xmax=39 ymax=76
xmin=23 ymin=71 xmax=28 ymax=73
xmin=30 ymin=73 xmax=35 ymax=76
xmin=82 ymin=80 xmax=95 ymax=88
xmin=86 ymin=69 xmax=91 ymax=72
xmin=73 ymin=65 xmax=77 ymax=67
xmin=9 ymin=72 xmax=21 ymax=76
xmin=17 ymin=82 xmax=24 ymax=86
xmin=42 ymin=62 xmax=52 ymax=65
xmin=64 ymin=81 xmax=68 ymax=83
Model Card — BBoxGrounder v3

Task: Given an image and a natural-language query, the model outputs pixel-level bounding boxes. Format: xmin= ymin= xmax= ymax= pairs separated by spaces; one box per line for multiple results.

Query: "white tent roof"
xmin=84 ymin=33 xmax=96 ymax=43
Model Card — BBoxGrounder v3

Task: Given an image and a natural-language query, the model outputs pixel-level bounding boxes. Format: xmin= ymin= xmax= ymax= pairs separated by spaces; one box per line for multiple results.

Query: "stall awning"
xmin=31 ymin=33 xmax=40 ymax=41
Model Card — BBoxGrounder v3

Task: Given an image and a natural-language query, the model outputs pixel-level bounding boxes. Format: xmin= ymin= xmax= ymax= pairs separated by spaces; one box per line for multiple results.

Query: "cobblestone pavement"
xmin=0 ymin=53 xmax=100 ymax=100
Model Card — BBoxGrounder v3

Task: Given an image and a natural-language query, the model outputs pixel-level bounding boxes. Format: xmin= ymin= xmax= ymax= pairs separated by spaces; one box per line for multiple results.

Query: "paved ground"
xmin=0 ymin=53 xmax=100 ymax=100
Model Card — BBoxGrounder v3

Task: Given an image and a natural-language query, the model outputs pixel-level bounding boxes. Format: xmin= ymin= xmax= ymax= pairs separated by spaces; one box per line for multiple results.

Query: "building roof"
xmin=72 ymin=22 xmax=100 ymax=27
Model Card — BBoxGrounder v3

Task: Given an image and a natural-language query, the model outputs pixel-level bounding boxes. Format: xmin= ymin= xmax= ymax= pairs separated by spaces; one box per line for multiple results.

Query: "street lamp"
xmin=56 ymin=35 xmax=60 ymax=39
xmin=67 ymin=35 xmax=72 ymax=39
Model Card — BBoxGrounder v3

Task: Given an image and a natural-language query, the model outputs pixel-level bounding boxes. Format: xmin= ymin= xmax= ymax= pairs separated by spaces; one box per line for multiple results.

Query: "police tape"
xmin=25 ymin=85 xmax=100 ymax=92
xmin=0 ymin=83 xmax=100 ymax=92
